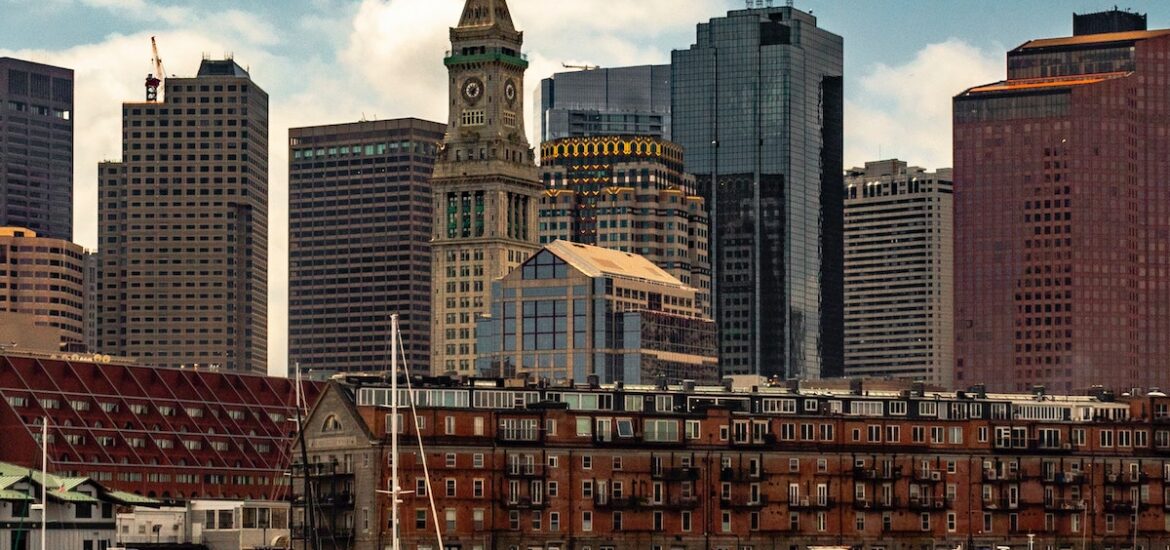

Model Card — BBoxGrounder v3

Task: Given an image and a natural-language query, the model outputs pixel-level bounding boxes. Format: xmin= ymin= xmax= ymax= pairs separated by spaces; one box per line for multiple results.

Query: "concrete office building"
xmin=954 ymin=11 xmax=1170 ymax=393
xmin=95 ymin=58 xmax=268 ymax=373
xmin=0 ymin=58 xmax=73 ymax=241
xmin=844 ymin=160 xmax=954 ymax=387
xmin=431 ymin=0 xmax=542 ymax=376
xmin=673 ymin=6 xmax=844 ymax=379
xmin=536 ymin=65 xmax=671 ymax=142
xmin=0 ymin=226 xmax=86 ymax=352
xmin=538 ymin=135 xmax=711 ymax=317
xmin=476 ymin=240 xmax=717 ymax=384
xmin=288 ymin=118 xmax=445 ymax=374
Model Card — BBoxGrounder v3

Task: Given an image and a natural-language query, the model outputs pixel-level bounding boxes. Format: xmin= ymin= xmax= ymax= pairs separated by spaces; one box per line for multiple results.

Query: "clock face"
xmin=462 ymin=77 xmax=484 ymax=104
xmin=504 ymin=79 xmax=517 ymax=105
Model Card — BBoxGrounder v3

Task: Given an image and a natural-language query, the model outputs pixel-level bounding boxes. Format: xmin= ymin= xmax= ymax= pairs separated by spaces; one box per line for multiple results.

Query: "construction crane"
xmin=561 ymin=62 xmax=600 ymax=71
xmin=145 ymin=36 xmax=166 ymax=102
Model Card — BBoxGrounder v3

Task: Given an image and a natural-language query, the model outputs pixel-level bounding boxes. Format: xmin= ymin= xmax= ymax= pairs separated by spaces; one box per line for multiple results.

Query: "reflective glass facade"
xmin=672 ymin=7 xmax=844 ymax=379
xmin=538 ymin=65 xmax=671 ymax=142
xmin=476 ymin=242 xmax=716 ymax=384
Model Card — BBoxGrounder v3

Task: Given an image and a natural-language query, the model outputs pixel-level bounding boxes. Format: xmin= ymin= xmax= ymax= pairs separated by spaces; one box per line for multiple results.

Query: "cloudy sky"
xmin=3 ymin=0 xmax=1169 ymax=376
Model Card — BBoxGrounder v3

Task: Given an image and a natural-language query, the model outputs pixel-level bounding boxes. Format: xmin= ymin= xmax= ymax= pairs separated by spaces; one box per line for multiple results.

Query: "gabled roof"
xmin=0 ymin=460 xmax=160 ymax=506
xmin=544 ymin=240 xmax=686 ymax=288
xmin=458 ymin=0 xmax=516 ymax=32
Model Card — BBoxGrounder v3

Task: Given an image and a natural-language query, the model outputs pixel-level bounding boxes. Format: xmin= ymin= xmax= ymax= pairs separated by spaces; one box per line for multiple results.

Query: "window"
xmin=461 ymin=110 xmax=485 ymax=126
xmin=415 ymin=509 xmax=427 ymax=530
xmin=445 ymin=509 xmax=456 ymax=531
xmin=582 ymin=455 xmax=592 ymax=469
xmin=416 ymin=478 xmax=427 ymax=496
xmin=722 ymin=511 xmax=732 ymax=532
xmin=686 ymin=420 xmax=701 ymax=439
xmin=446 ymin=479 xmax=456 ymax=497
xmin=582 ymin=511 xmax=593 ymax=532
xmin=644 ymin=419 xmax=679 ymax=442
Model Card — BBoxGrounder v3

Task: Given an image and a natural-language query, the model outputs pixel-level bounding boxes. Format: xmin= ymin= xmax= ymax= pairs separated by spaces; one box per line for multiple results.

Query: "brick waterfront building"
xmin=0 ymin=351 xmax=321 ymax=501
xmin=296 ymin=375 xmax=1170 ymax=550
xmin=953 ymin=12 xmax=1170 ymax=393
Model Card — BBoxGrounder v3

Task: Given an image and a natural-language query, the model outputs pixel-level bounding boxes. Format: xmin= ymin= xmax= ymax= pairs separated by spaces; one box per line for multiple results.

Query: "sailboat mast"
xmin=390 ymin=314 xmax=400 ymax=550
xmin=40 ymin=418 xmax=46 ymax=550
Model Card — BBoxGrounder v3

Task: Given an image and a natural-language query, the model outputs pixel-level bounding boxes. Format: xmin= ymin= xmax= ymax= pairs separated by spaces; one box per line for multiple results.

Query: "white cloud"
xmin=78 ymin=0 xmax=193 ymax=25
xmin=845 ymin=39 xmax=1001 ymax=169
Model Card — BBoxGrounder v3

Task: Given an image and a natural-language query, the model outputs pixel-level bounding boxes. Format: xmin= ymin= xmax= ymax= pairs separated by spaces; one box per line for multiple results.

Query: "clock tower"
xmin=431 ymin=0 xmax=541 ymax=376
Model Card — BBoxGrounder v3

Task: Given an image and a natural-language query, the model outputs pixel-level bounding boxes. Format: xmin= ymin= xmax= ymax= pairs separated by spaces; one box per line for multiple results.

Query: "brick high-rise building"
xmin=296 ymin=375 xmax=1168 ymax=550
xmin=288 ymin=118 xmax=445 ymax=374
xmin=431 ymin=0 xmax=542 ymax=376
xmin=954 ymin=11 xmax=1170 ymax=393
xmin=844 ymin=160 xmax=953 ymax=388
xmin=96 ymin=59 xmax=268 ymax=373
xmin=673 ymin=6 xmax=844 ymax=379
xmin=0 ymin=58 xmax=73 ymax=241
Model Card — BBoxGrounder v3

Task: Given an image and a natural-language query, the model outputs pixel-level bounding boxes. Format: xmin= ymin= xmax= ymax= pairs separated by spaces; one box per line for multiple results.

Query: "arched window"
xmin=322 ymin=415 xmax=343 ymax=432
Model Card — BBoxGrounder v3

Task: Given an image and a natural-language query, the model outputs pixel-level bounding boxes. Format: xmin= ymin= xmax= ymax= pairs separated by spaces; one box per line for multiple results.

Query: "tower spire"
xmin=458 ymin=0 xmax=516 ymax=33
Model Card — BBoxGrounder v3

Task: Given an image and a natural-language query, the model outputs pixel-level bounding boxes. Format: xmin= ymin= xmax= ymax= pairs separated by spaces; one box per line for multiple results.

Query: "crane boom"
xmin=561 ymin=62 xmax=600 ymax=71
xmin=145 ymin=36 xmax=166 ymax=102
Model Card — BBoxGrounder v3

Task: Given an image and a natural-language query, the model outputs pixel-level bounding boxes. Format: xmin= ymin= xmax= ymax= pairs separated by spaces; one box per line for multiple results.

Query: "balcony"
xmin=1042 ymin=471 xmax=1085 ymax=485
xmin=655 ymin=496 xmax=700 ymax=510
xmin=1044 ymin=499 xmax=1086 ymax=513
xmin=1104 ymin=499 xmax=1137 ymax=513
xmin=720 ymin=494 xmax=769 ymax=509
xmin=787 ymin=497 xmax=833 ymax=510
xmin=908 ymin=497 xmax=950 ymax=511
xmin=981 ymin=498 xmax=1020 ymax=511
xmin=594 ymin=495 xmax=644 ymax=510
xmin=443 ymin=49 xmax=529 ymax=69
xmin=318 ymin=492 xmax=354 ymax=508
xmin=912 ymin=469 xmax=945 ymax=483
xmin=853 ymin=497 xmax=900 ymax=511
xmin=853 ymin=466 xmax=903 ymax=481
xmin=1104 ymin=472 xmax=1148 ymax=485
xmin=503 ymin=466 xmax=545 ymax=479
xmin=653 ymin=467 xmax=700 ymax=482
xmin=981 ymin=469 xmax=1020 ymax=482
xmin=720 ymin=467 xmax=764 ymax=482
xmin=500 ymin=496 xmax=547 ymax=510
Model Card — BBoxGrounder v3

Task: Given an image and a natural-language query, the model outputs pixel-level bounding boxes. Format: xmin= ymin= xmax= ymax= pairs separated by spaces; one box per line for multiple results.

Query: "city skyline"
xmin=5 ymin=0 xmax=1170 ymax=375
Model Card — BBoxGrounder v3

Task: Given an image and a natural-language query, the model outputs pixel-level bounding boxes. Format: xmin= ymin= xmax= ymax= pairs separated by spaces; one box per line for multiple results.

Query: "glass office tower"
xmin=673 ymin=6 xmax=843 ymax=380
xmin=537 ymin=65 xmax=671 ymax=142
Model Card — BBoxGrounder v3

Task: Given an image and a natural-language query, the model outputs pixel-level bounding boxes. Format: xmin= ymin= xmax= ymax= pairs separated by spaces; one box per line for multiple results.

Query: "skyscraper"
xmin=0 ymin=58 xmax=73 ymax=241
xmin=96 ymin=58 xmax=267 ymax=374
xmin=954 ymin=11 xmax=1170 ymax=393
xmin=536 ymin=65 xmax=671 ymax=142
xmin=673 ymin=6 xmax=844 ymax=379
xmin=538 ymin=135 xmax=711 ymax=317
xmin=844 ymin=160 xmax=953 ymax=387
xmin=431 ymin=0 xmax=542 ymax=376
xmin=288 ymin=118 xmax=445 ymax=374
